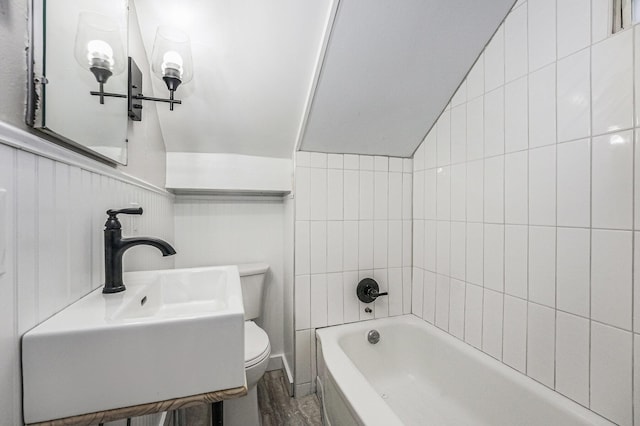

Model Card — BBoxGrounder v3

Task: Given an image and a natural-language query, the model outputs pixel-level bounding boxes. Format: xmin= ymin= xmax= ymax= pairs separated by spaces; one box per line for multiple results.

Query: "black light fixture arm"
xmin=88 ymin=57 xmax=183 ymax=119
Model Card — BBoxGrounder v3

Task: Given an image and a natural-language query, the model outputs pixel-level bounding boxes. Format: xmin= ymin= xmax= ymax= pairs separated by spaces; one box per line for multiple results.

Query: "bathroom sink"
xmin=22 ymin=265 xmax=246 ymax=424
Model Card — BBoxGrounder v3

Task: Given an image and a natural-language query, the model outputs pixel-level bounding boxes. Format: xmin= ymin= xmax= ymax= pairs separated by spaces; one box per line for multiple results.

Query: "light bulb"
xmin=161 ymin=50 xmax=184 ymax=79
xmin=86 ymin=39 xmax=114 ymax=70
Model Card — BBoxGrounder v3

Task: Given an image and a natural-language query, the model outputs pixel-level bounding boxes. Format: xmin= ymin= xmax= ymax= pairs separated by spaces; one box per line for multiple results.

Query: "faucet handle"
xmin=105 ymin=207 xmax=143 ymax=229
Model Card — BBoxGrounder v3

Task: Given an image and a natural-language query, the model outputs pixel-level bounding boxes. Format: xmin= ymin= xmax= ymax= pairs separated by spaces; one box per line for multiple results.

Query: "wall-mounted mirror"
xmin=28 ymin=0 xmax=129 ymax=165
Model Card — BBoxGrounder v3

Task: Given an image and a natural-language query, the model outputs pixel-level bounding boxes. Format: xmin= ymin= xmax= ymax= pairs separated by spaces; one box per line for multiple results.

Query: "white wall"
xmin=0 ymin=125 xmax=175 ymax=425
xmin=293 ymin=151 xmax=413 ymax=396
xmin=412 ymin=1 xmax=637 ymax=424
xmin=173 ymin=197 xmax=287 ymax=358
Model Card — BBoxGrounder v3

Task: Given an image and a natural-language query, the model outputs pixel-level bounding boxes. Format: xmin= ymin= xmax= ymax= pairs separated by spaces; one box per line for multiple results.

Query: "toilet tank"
xmin=237 ymin=263 xmax=269 ymax=320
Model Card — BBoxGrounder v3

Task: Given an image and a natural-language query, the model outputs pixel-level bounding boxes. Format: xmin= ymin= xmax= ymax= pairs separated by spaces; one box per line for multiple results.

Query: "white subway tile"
xmin=374 ymin=156 xmax=388 ymax=172
xmin=388 ymin=267 xmax=403 ymax=316
xmin=557 ymin=50 xmax=591 ymax=143
xmin=504 ymin=224 xmax=528 ymax=299
xmin=358 ymin=221 xmax=374 ymax=270
xmin=435 ymin=275 xmax=450 ymax=330
xmin=388 ymin=172 xmax=403 ymax=220
xmin=466 ymin=96 xmax=485 ymax=161
xmin=592 ymin=29 xmax=633 ymax=136
xmin=635 ymin=335 xmax=640 ymax=426
xmin=388 ymin=220 xmax=403 ymax=268
xmin=484 ymin=87 xmax=505 ymax=157
xmin=557 ymin=139 xmax=590 ymax=227
xmin=373 ymin=221 xmax=388 ymax=269
xmin=467 ymin=53 xmax=485 ymax=100
xmin=403 ymin=266 xmax=412 ymax=314
xmin=343 ymin=270 xmax=360 ymax=323
xmin=436 ymin=221 xmax=451 ymax=276
xmin=402 ymin=173 xmax=413 ymax=220
xmin=326 ymin=221 xmax=343 ymax=273
xmin=505 ymin=76 xmax=528 ymax=153
xmin=359 ymin=170 xmax=374 ymax=220
xmin=465 ymin=283 xmax=483 ymax=349
xmin=451 ymin=163 xmax=466 ymax=222
xmin=327 ymin=169 xmax=344 ymax=221
xmin=485 ymin=25 xmax=505 ymax=92
xmin=327 ymin=153 xmax=343 ymax=169
xmin=527 ymin=302 xmax=555 ymax=387
xmin=295 ymin=221 xmax=310 ymax=275
xmin=591 ymin=229 xmax=632 ymax=330
xmin=592 ymin=131 xmax=633 ymax=230
xmin=310 ymin=152 xmax=327 ymax=168
xmin=436 ymin=167 xmax=451 ymax=220
xmin=437 ymin=110 xmax=451 ymax=167
xmin=557 ymin=0 xmax=590 ymax=58
xmin=389 ymin=157 xmax=403 ymax=173
xmin=414 ymin=143 xmax=425 ymax=172
xmin=591 ymin=322 xmax=633 ymax=426
xmin=556 ymin=227 xmax=590 ymax=317
xmin=451 ymin=104 xmax=467 ymax=164
xmin=310 ymin=274 xmax=327 ymax=328
xmin=528 ymin=226 xmax=556 ymax=308
xmin=343 ymin=154 xmax=359 ymax=170
xmin=482 ymin=289 xmax=503 ymax=360
xmin=466 ymin=160 xmax=484 ymax=222
xmin=295 ymin=329 xmax=312 ymax=384
xmin=310 ymin=221 xmax=327 ymax=274
xmin=343 ymin=221 xmax=359 ymax=272
xmin=505 ymin=3 xmax=528 ymax=81
xmin=374 ymin=171 xmax=389 ymax=221
xmin=450 ymin=222 xmax=466 ymax=281
xmin=466 ymin=222 xmax=484 ymax=286
xmin=309 ymin=168 xmax=327 ymax=221
xmin=424 ymin=169 xmax=436 ymax=220
xmin=591 ymin=0 xmax=610 ymax=44
xmin=504 ymin=151 xmax=528 ymax=224
xmin=556 ymin=312 xmax=589 ymax=406
xmin=403 ymin=159 xmax=413 ymax=173
xmin=483 ymin=155 xmax=504 ymax=223
xmin=483 ymin=224 xmax=504 ymax=292
xmin=528 ymin=0 xmax=556 ymax=71
xmin=359 ymin=155 xmax=374 ymax=171
xmin=422 ymin=270 xmax=436 ymax=323
xmin=295 ymin=275 xmax=311 ymax=330
xmin=424 ymin=220 xmax=436 ymax=272
xmin=414 ymin=170 xmax=425 ymax=220
xmin=343 ymin=170 xmax=359 ymax=220
xmin=449 ymin=279 xmax=466 ymax=339
xmin=412 ymin=268 xmax=424 ymax=317
xmin=327 ymin=273 xmax=344 ymax=326
xmin=414 ymin=220 xmax=425 ymax=270
xmin=529 ymin=64 xmax=556 ymax=148
xmin=296 ymin=151 xmax=311 ymax=167
xmin=402 ymin=220 xmax=413 ymax=268
xmin=529 ymin=145 xmax=556 ymax=226
xmin=503 ymin=295 xmax=527 ymax=372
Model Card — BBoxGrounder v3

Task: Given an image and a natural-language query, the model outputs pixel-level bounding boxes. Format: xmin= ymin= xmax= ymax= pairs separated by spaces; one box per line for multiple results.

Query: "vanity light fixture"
xmin=75 ymin=15 xmax=193 ymax=121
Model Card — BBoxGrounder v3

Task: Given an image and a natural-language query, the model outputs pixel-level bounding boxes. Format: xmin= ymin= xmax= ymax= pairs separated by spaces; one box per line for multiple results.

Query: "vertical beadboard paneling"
xmin=1 ymin=139 xmax=174 ymax=425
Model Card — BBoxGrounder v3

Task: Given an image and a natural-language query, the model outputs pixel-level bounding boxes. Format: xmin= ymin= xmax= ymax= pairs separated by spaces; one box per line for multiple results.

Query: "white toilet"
xmin=223 ymin=263 xmax=271 ymax=426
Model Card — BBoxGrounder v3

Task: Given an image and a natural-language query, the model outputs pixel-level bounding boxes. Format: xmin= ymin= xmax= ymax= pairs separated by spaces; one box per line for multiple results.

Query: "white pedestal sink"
xmin=22 ymin=265 xmax=245 ymax=424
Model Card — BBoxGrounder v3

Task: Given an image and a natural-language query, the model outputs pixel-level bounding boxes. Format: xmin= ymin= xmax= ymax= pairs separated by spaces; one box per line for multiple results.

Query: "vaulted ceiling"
xmin=134 ymin=0 xmax=515 ymax=159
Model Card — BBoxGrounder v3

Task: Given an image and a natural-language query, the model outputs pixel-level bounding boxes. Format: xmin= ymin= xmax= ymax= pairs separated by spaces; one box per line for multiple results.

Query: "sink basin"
xmin=22 ymin=265 xmax=246 ymax=424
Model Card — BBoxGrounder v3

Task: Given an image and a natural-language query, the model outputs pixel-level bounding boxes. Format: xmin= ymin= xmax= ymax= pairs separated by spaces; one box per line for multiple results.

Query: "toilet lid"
xmin=245 ymin=321 xmax=270 ymax=367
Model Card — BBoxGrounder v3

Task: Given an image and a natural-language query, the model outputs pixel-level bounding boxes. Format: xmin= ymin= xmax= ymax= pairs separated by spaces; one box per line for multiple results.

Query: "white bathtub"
xmin=316 ymin=315 xmax=613 ymax=426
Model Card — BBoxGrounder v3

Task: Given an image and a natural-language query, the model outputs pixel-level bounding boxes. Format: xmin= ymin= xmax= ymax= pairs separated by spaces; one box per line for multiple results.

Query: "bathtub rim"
xmin=316 ymin=314 xmax=614 ymax=426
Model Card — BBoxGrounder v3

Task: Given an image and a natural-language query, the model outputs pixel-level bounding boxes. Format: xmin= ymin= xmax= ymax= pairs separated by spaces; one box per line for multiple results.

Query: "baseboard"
xmin=268 ymin=354 xmax=294 ymax=397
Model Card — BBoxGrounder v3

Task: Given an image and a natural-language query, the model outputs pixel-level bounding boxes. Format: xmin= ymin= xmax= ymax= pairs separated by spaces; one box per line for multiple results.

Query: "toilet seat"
xmin=244 ymin=321 xmax=270 ymax=368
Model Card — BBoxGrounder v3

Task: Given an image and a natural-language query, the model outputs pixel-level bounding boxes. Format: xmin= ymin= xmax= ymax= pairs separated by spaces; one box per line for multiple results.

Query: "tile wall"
xmin=294 ymin=152 xmax=413 ymax=395
xmin=0 ymin=134 xmax=174 ymax=425
xmin=412 ymin=0 xmax=638 ymax=424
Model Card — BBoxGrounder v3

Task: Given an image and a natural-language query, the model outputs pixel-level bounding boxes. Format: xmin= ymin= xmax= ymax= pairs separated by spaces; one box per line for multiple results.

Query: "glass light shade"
xmin=151 ymin=26 xmax=193 ymax=86
xmin=74 ymin=12 xmax=126 ymax=79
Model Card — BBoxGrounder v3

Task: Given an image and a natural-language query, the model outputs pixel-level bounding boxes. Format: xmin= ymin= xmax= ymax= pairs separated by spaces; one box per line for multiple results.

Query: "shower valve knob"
xmin=357 ymin=278 xmax=388 ymax=303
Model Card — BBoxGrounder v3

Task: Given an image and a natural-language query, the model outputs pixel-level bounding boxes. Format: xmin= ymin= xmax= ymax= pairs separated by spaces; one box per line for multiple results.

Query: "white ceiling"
xmin=133 ymin=0 xmax=334 ymax=158
xmin=133 ymin=0 xmax=514 ymax=160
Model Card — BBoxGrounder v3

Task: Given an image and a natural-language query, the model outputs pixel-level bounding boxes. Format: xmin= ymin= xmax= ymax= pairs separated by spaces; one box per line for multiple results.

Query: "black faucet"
xmin=103 ymin=207 xmax=176 ymax=294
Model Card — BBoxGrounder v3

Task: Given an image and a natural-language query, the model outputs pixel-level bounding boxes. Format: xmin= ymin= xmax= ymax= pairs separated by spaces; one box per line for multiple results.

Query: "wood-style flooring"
xmin=177 ymin=370 xmax=322 ymax=426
